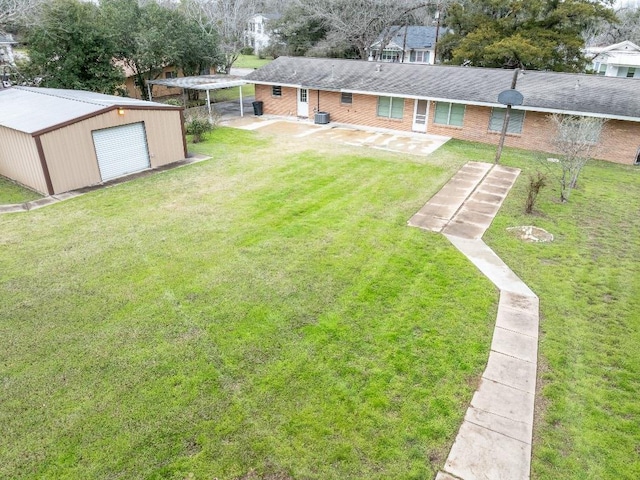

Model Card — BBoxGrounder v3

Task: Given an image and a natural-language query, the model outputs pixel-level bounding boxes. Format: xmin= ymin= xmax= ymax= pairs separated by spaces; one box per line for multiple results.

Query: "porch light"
xmin=117 ymin=107 xmax=125 ymax=116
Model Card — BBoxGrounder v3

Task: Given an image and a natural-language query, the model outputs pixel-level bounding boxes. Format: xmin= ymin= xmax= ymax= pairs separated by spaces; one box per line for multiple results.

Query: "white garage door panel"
xmin=93 ymin=123 xmax=150 ymax=182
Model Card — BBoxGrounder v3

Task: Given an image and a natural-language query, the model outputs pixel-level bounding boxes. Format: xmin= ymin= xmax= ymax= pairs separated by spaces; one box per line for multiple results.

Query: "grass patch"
xmin=438 ymin=140 xmax=640 ymax=479
xmin=234 ymin=54 xmax=273 ymax=69
xmin=0 ymin=175 xmax=42 ymax=204
xmin=211 ymin=84 xmax=256 ymax=103
xmin=0 ymin=129 xmax=496 ymax=479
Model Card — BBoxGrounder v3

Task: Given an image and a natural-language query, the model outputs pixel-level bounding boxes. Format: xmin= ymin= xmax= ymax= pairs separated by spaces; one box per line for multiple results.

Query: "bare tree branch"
xmin=550 ymin=114 xmax=607 ymax=202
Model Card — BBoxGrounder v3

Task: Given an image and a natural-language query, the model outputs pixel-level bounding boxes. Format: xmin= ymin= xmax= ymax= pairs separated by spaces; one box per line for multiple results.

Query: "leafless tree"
xmin=550 ymin=114 xmax=607 ymax=202
xmin=183 ymin=0 xmax=257 ymax=73
xmin=583 ymin=5 xmax=640 ymax=47
xmin=0 ymin=0 xmax=44 ymax=33
xmin=295 ymin=0 xmax=439 ymax=59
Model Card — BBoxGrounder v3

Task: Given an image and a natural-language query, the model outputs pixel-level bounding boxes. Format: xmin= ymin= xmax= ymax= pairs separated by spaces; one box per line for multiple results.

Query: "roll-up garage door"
xmin=92 ymin=122 xmax=150 ymax=182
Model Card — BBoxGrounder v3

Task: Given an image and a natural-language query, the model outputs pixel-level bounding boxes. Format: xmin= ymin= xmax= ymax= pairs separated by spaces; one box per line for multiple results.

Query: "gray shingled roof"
xmin=371 ymin=26 xmax=439 ymax=50
xmin=0 ymin=86 xmax=179 ymax=134
xmin=246 ymin=56 xmax=640 ymax=121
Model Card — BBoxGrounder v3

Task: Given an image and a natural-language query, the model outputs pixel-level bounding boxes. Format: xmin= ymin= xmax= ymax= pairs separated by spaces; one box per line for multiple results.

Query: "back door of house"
xmin=412 ymin=99 xmax=429 ymax=132
xmin=297 ymin=88 xmax=309 ymax=117
xmin=92 ymin=122 xmax=151 ymax=182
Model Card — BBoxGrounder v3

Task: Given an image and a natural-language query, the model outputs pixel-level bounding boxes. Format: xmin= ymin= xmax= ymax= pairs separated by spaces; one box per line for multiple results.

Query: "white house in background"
xmin=585 ymin=40 xmax=640 ymax=78
xmin=0 ymin=34 xmax=17 ymax=65
xmin=368 ymin=26 xmax=441 ymax=65
xmin=245 ymin=13 xmax=280 ymax=55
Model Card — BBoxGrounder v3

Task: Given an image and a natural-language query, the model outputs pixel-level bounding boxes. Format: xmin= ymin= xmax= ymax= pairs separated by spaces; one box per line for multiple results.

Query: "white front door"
xmin=412 ymin=99 xmax=429 ymax=132
xmin=297 ymin=88 xmax=309 ymax=117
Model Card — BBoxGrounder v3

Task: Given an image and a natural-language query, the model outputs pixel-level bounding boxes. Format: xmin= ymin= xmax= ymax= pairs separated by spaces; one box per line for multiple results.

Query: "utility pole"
xmin=433 ymin=6 xmax=441 ymax=64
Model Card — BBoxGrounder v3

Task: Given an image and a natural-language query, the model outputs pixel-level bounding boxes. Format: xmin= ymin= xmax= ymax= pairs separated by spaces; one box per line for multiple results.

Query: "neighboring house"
xmin=245 ymin=13 xmax=280 ymax=55
xmin=0 ymin=34 xmax=17 ymax=65
xmin=120 ymin=64 xmax=216 ymax=99
xmin=368 ymin=26 xmax=441 ymax=65
xmin=585 ymin=40 xmax=640 ymax=78
xmin=0 ymin=86 xmax=186 ymax=195
xmin=246 ymin=56 xmax=640 ymax=165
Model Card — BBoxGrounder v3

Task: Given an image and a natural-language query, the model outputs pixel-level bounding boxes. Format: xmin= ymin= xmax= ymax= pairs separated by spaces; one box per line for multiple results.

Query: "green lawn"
xmin=0 ymin=176 xmax=42 ymax=204
xmin=456 ymin=141 xmax=640 ymax=480
xmin=0 ymin=129 xmax=497 ymax=479
xmin=233 ymin=54 xmax=273 ymax=69
xmin=212 ymin=84 xmax=256 ymax=103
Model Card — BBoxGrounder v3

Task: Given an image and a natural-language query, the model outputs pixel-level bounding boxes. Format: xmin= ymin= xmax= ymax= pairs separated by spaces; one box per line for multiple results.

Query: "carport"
xmin=147 ymin=75 xmax=248 ymax=118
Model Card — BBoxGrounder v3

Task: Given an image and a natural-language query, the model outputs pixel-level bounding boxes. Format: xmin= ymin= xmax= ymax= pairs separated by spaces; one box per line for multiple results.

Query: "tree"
xmin=584 ymin=6 xmax=640 ymax=47
xmin=267 ymin=5 xmax=328 ymax=57
xmin=550 ymin=114 xmax=606 ymax=202
xmin=0 ymin=0 xmax=43 ymax=34
xmin=295 ymin=0 xmax=434 ymax=60
xmin=101 ymin=0 xmax=218 ymax=99
xmin=439 ymin=0 xmax=616 ymax=71
xmin=183 ymin=0 xmax=256 ymax=73
xmin=24 ymin=0 xmax=124 ymax=93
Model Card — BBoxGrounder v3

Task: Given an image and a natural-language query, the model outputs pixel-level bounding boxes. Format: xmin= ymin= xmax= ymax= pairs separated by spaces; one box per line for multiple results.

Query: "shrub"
xmin=240 ymin=46 xmax=255 ymax=55
xmin=185 ymin=115 xmax=214 ymax=143
xmin=524 ymin=171 xmax=547 ymax=214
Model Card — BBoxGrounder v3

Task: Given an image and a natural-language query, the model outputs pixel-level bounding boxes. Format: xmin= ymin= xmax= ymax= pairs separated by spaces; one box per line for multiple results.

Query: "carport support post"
xmin=147 ymin=83 xmax=153 ymax=102
xmin=206 ymin=89 xmax=212 ymax=119
xmin=239 ymin=85 xmax=244 ymax=117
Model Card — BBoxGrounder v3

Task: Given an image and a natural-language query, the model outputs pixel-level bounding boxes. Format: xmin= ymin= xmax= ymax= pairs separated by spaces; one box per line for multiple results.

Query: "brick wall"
xmin=254 ymin=86 xmax=640 ymax=165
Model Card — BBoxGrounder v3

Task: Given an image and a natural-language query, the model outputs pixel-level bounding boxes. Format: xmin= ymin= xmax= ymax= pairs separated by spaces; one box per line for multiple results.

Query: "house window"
xmin=272 ymin=85 xmax=282 ymax=97
xmin=200 ymin=67 xmax=210 ymax=75
xmin=380 ymin=49 xmax=400 ymax=62
xmin=341 ymin=92 xmax=352 ymax=104
xmin=377 ymin=96 xmax=404 ymax=119
xmin=165 ymin=71 xmax=177 ymax=79
xmin=409 ymin=50 xmax=430 ymax=63
xmin=598 ymin=63 xmax=607 ymax=75
xmin=434 ymin=102 xmax=465 ymax=126
xmin=627 ymin=67 xmax=637 ymax=78
xmin=489 ymin=108 xmax=525 ymax=134
xmin=635 ymin=147 xmax=640 ymax=165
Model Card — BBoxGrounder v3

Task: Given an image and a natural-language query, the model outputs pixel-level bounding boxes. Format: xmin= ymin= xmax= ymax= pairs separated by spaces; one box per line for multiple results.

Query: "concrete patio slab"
xmin=444 ymin=421 xmax=531 ymax=480
xmin=408 ymin=162 xmax=493 ymax=232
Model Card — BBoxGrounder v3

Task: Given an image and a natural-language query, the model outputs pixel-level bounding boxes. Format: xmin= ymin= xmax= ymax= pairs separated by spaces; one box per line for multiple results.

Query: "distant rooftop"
xmin=370 ymin=26 xmax=441 ymax=50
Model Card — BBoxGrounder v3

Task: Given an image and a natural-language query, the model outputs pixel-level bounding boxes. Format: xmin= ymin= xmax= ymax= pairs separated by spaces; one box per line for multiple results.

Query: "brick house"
xmin=246 ymin=56 xmax=640 ymax=165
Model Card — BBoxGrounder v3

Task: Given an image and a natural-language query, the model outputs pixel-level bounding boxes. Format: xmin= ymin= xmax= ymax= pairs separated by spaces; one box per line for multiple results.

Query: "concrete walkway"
xmin=409 ymin=162 xmax=540 ymax=480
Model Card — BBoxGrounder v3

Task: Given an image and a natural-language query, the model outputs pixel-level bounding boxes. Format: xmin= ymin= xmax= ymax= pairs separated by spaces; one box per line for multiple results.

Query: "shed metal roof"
xmin=0 ymin=86 xmax=179 ymax=134
xmin=246 ymin=56 xmax=640 ymax=121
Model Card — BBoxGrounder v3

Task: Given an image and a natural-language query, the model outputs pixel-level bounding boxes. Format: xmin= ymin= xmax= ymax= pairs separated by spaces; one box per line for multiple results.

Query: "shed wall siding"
xmin=255 ymin=87 xmax=640 ymax=164
xmin=41 ymin=109 xmax=185 ymax=193
xmin=0 ymin=127 xmax=48 ymax=194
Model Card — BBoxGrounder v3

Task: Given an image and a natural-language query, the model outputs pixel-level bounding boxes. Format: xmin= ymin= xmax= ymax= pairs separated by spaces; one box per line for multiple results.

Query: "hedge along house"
xmin=246 ymin=56 xmax=640 ymax=165
xmin=0 ymin=86 xmax=187 ymax=195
